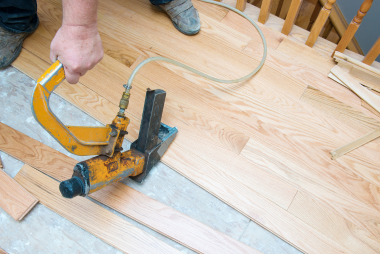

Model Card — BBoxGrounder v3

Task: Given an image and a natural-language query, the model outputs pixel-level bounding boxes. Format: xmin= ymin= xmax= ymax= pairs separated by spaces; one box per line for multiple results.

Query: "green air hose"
xmin=125 ymin=0 xmax=267 ymax=89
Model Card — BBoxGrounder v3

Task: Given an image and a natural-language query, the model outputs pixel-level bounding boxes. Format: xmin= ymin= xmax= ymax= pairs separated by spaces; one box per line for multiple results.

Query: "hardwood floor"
xmin=11 ymin=0 xmax=380 ymax=253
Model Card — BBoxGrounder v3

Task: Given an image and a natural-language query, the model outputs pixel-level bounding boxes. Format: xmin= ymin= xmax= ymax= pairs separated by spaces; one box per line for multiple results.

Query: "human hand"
xmin=50 ymin=23 xmax=104 ymax=84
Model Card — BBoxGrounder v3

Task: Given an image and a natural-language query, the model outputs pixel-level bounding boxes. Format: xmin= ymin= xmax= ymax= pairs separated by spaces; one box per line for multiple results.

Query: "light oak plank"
xmin=12 ymin=48 xmax=298 ymax=212
xmin=0 ymin=116 xmax=345 ymax=254
xmin=300 ymin=86 xmax=380 ymax=134
xmin=331 ymin=128 xmax=380 ymax=160
xmin=0 ymin=169 xmax=38 ymax=221
xmin=15 ymin=165 xmax=181 ymax=254
xmin=0 ymin=123 xmax=259 ymax=254
xmin=288 ymin=191 xmax=380 ymax=253
xmin=331 ymin=65 xmax=380 ymax=114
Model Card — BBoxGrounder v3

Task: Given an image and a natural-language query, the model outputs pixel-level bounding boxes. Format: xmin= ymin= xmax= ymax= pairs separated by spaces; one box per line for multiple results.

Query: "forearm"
xmin=62 ymin=0 xmax=98 ymax=27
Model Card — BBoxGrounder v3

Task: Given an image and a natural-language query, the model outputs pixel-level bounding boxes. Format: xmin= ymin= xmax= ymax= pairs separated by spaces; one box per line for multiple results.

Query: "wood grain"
xmin=0 ymin=123 xmax=259 ymax=254
xmin=331 ymin=128 xmax=380 ymax=160
xmin=14 ymin=45 xmax=296 ymax=208
xmin=15 ymin=165 xmax=181 ymax=254
xmin=10 ymin=0 xmax=380 ymax=252
xmin=331 ymin=66 xmax=380 ymax=114
xmin=0 ymin=169 xmax=38 ymax=221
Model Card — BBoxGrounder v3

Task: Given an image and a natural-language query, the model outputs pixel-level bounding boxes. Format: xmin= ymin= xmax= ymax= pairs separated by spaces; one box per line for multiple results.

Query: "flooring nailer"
xmin=31 ymin=0 xmax=267 ymax=198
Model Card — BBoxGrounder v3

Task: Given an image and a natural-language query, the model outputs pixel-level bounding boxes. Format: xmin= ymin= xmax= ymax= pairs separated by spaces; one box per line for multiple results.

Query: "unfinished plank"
xmin=281 ymin=0 xmax=303 ymax=35
xmin=300 ymin=86 xmax=380 ymax=134
xmin=331 ymin=128 xmax=380 ymax=160
xmin=0 ymin=248 xmax=7 ymax=254
xmin=305 ymin=0 xmax=336 ymax=47
xmin=288 ymin=191 xmax=380 ymax=253
xmin=0 ymin=123 xmax=260 ymax=254
xmin=334 ymin=51 xmax=380 ymax=76
xmin=15 ymin=165 xmax=181 ymax=254
xmin=14 ymin=46 xmax=298 ymax=210
xmin=0 ymin=120 xmax=346 ymax=254
xmin=0 ymin=169 xmax=38 ymax=221
xmin=331 ymin=65 xmax=380 ymax=114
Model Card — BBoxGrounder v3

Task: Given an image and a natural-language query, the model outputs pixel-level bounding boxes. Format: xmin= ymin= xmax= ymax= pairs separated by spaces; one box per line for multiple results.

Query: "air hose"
xmin=119 ymin=0 xmax=267 ymax=115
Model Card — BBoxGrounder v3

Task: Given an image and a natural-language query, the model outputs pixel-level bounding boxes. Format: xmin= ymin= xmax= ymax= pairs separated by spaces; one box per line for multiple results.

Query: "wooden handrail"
xmin=305 ymin=0 xmax=336 ymax=47
xmin=281 ymin=0 xmax=303 ymax=35
xmin=363 ymin=37 xmax=380 ymax=65
xmin=333 ymin=0 xmax=373 ymax=56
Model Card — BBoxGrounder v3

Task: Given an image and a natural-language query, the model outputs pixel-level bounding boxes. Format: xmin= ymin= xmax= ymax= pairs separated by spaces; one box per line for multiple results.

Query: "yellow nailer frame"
xmin=31 ymin=60 xmax=119 ymax=156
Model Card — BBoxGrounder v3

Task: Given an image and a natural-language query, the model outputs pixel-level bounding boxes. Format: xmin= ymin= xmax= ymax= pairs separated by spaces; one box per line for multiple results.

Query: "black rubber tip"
xmin=59 ymin=176 xmax=84 ymax=198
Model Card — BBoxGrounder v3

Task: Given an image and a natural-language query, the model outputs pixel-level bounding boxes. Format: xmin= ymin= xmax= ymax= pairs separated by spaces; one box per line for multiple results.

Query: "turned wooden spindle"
xmin=333 ymin=0 xmax=373 ymax=56
xmin=363 ymin=37 xmax=380 ymax=65
xmin=305 ymin=0 xmax=336 ymax=47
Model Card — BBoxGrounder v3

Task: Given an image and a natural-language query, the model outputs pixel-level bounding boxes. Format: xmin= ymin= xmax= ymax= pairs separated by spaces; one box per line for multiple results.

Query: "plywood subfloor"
xmin=12 ymin=0 xmax=380 ymax=253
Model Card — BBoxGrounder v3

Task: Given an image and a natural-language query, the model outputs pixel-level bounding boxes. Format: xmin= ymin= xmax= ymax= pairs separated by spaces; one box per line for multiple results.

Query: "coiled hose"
xmin=126 ymin=0 xmax=267 ymax=88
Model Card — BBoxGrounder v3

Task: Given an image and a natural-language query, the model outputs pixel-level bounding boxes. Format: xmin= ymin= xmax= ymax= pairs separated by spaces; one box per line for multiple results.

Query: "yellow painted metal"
xmin=85 ymin=150 xmax=145 ymax=194
xmin=32 ymin=60 xmax=116 ymax=156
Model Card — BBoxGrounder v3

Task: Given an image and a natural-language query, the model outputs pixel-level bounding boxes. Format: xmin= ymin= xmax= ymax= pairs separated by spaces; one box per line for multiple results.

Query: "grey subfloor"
xmin=0 ymin=66 xmax=302 ymax=254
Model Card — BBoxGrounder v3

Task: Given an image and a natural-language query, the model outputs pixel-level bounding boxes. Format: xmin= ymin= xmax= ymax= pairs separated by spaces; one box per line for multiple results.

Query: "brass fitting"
xmin=117 ymin=84 xmax=132 ymax=117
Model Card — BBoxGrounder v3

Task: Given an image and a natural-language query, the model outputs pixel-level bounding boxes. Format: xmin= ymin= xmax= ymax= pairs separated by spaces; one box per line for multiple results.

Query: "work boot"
xmin=160 ymin=0 xmax=201 ymax=35
xmin=0 ymin=26 xmax=30 ymax=68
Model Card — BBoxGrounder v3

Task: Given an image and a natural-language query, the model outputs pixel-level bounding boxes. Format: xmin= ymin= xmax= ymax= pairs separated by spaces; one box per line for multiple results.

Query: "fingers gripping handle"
xmin=37 ymin=60 xmax=65 ymax=93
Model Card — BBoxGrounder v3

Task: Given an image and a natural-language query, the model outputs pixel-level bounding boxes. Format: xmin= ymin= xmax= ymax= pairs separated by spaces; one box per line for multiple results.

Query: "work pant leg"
xmin=0 ymin=0 xmax=39 ymax=33
xmin=149 ymin=0 xmax=174 ymax=6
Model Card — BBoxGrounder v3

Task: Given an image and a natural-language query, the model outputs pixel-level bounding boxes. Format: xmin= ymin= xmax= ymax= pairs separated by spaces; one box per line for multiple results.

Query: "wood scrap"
xmin=329 ymin=65 xmax=380 ymax=158
xmin=331 ymin=128 xmax=380 ymax=160
xmin=0 ymin=123 xmax=259 ymax=254
xmin=15 ymin=165 xmax=181 ymax=254
xmin=0 ymin=169 xmax=38 ymax=221
xmin=0 ymin=247 xmax=7 ymax=254
xmin=333 ymin=51 xmax=380 ymax=93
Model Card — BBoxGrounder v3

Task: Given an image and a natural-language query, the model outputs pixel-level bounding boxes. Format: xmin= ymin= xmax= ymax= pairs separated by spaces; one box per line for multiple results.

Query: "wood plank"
xmin=330 ymin=66 xmax=380 ymax=114
xmin=0 ymin=169 xmax=38 ymax=221
xmin=305 ymin=0 xmax=336 ymax=47
xmin=18 ymin=27 xmax=299 ymax=210
xmin=0 ymin=247 xmax=7 ymax=254
xmin=0 ymin=115 xmax=347 ymax=254
xmin=331 ymin=128 xmax=380 ymax=160
xmin=281 ymin=0 xmax=303 ymax=35
xmin=300 ymin=86 xmax=380 ymax=134
xmin=288 ymin=191 xmax=380 ymax=253
xmin=14 ymin=165 xmax=181 ymax=254
xmin=0 ymin=123 xmax=259 ymax=254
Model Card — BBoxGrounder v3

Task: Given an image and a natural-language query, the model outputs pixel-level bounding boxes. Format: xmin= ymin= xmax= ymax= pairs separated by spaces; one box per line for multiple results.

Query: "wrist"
xmin=60 ymin=23 xmax=99 ymax=40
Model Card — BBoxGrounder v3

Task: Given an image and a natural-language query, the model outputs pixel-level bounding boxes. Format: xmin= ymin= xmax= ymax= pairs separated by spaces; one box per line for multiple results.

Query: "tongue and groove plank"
xmin=14 ymin=165 xmax=181 ymax=254
xmin=20 ymin=15 xmax=299 ymax=208
xmin=0 ymin=123 xmax=260 ymax=254
xmin=11 ymin=0 xmax=380 ymax=252
xmin=0 ymin=169 xmax=38 ymax=221
xmin=0 ymin=123 xmax=351 ymax=254
xmin=12 ymin=48 xmax=297 ymax=212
